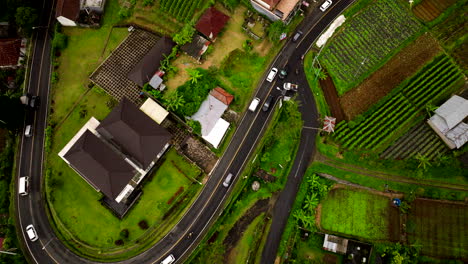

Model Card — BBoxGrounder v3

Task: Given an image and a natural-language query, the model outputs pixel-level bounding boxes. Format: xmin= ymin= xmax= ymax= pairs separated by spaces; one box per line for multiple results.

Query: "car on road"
xmin=29 ymin=95 xmax=40 ymax=110
xmin=26 ymin=225 xmax=38 ymax=242
xmin=292 ymin=30 xmax=303 ymax=42
xmin=223 ymin=173 xmax=234 ymax=187
xmin=278 ymin=68 xmax=288 ymax=79
xmin=320 ymin=0 xmax=332 ymax=11
xmin=249 ymin=97 xmax=261 ymax=112
xmin=24 ymin=125 xmax=33 ymax=137
xmin=161 ymin=254 xmax=175 ymax=264
xmin=266 ymin=68 xmax=278 ymax=82
xmin=262 ymin=95 xmax=274 ymax=112
xmin=19 ymin=176 xmax=29 ymax=196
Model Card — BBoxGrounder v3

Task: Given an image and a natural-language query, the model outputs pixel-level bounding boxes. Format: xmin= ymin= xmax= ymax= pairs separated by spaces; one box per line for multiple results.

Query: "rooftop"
xmin=0 ymin=39 xmax=21 ymax=67
xmin=55 ymin=0 xmax=80 ymax=20
xmin=196 ymin=7 xmax=230 ymax=40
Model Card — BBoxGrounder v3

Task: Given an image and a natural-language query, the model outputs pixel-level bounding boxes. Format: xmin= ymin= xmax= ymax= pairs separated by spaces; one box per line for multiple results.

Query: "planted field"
xmin=333 ymin=55 xmax=464 ymax=152
xmin=339 ymin=34 xmax=442 ymax=120
xmin=319 ymin=188 xmax=400 ymax=241
xmin=407 ymin=199 xmax=468 ymax=260
xmin=159 ymin=0 xmax=204 ymax=22
xmin=412 ymin=0 xmax=455 ymax=22
xmin=320 ymin=0 xmax=422 ymax=95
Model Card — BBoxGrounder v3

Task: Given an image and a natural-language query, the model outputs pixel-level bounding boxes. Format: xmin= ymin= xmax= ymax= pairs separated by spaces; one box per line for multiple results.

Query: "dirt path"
xmin=314 ymin=152 xmax=468 ymax=192
xmin=319 ymin=73 xmax=345 ymax=122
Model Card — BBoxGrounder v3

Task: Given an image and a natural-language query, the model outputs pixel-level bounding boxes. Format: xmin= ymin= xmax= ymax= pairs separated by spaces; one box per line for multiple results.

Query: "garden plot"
xmin=412 ymin=0 xmax=456 ymax=22
xmin=320 ymin=0 xmax=422 ymax=95
xmin=160 ymin=0 xmax=206 ymax=22
xmin=333 ymin=55 xmax=464 ymax=152
xmin=407 ymin=199 xmax=468 ymax=260
xmin=319 ymin=188 xmax=400 ymax=241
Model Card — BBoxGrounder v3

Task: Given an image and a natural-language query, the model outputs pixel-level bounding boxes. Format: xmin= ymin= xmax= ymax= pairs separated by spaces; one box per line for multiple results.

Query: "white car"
xmin=26 ymin=225 xmax=38 ymax=242
xmin=320 ymin=0 xmax=332 ymax=11
xmin=266 ymin=68 xmax=278 ymax=82
xmin=161 ymin=254 xmax=175 ymax=264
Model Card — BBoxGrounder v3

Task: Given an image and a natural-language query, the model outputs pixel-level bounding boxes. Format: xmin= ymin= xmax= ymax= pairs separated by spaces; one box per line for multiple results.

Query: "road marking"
xmin=294 ymin=133 xmax=310 ymax=178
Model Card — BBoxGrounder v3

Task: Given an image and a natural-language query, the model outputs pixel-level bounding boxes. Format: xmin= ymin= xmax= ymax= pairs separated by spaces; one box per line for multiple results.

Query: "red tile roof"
xmin=257 ymin=0 xmax=281 ymax=7
xmin=0 ymin=39 xmax=21 ymax=67
xmin=195 ymin=7 xmax=230 ymax=40
xmin=55 ymin=0 xmax=80 ymax=21
xmin=210 ymin=87 xmax=234 ymax=106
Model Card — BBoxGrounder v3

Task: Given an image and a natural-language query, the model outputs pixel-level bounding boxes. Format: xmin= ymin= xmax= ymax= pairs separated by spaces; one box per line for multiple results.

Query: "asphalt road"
xmin=16 ymin=0 xmax=353 ymax=263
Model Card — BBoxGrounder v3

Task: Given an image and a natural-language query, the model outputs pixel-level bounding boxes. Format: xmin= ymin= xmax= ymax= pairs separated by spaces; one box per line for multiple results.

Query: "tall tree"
xmin=15 ymin=6 xmax=37 ymax=36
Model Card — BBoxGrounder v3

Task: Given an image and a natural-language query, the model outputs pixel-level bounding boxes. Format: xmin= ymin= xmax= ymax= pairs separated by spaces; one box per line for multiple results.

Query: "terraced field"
xmin=159 ymin=0 xmax=205 ymax=22
xmin=320 ymin=0 xmax=422 ymax=95
xmin=412 ymin=0 xmax=456 ymax=22
xmin=332 ymin=55 xmax=464 ymax=152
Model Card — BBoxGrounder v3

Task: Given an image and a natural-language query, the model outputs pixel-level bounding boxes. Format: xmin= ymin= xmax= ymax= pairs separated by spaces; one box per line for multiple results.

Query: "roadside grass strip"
xmin=320 ymin=0 xmax=423 ymax=95
xmin=320 ymin=188 xmax=398 ymax=241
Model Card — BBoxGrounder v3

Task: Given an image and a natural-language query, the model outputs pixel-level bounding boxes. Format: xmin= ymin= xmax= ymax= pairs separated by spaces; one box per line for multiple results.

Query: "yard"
xmin=407 ymin=199 xmax=468 ymax=260
xmin=319 ymin=187 xmax=400 ymax=241
xmin=48 ymin=148 xmax=201 ymax=260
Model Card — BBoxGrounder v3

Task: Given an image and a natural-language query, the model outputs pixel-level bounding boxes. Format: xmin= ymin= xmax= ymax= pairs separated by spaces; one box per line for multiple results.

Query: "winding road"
xmin=16 ymin=0 xmax=354 ymax=263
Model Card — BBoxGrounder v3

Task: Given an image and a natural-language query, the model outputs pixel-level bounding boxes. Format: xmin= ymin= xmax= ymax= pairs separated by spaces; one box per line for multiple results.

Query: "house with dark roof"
xmin=181 ymin=34 xmax=211 ymax=61
xmin=59 ymin=98 xmax=172 ymax=204
xmin=0 ymin=38 xmax=26 ymax=69
xmin=127 ymin=37 xmax=176 ymax=87
xmin=250 ymin=0 xmax=301 ymax=23
xmin=195 ymin=7 xmax=230 ymax=41
xmin=56 ymin=0 xmax=106 ymax=26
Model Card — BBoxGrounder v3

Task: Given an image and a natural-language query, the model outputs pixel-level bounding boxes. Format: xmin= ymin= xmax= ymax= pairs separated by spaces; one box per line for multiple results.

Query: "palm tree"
xmin=415 ymin=152 xmax=431 ymax=170
xmin=166 ymin=91 xmax=185 ymax=112
xmin=186 ymin=68 xmax=202 ymax=84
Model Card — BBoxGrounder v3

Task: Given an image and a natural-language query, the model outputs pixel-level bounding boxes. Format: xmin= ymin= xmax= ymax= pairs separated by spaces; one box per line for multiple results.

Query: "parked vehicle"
xmin=283 ymin=83 xmax=298 ymax=91
xmin=292 ymin=30 xmax=303 ymax=42
xmin=320 ymin=0 xmax=332 ymax=11
xmin=223 ymin=173 xmax=234 ymax=187
xmin=19 ymin=176 xmax=29 ymax=196
xmin=266 ymin=68 xmax=278 ymax=82
xmin=24 ymin=125 xmax=33 ymax=137
xmin=249 ymin=97 xmax=261 ymax=112
xmin=26 ymin=225 xmax=38 ymax=242
xmin=161 ymin=254 xmax=175 ymax=264
xmin=262 ymin=95 xmax=275 ymax=112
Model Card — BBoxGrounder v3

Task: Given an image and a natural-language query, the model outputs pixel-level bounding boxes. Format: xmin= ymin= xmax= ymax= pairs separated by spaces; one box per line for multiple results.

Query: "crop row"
xmin=332 ymin=55 xmax=463 ymax=151
xmin=320 ymin=0 xmax=422 ymax=91
xmin=160 ymin=0 xmax=203 ymax=21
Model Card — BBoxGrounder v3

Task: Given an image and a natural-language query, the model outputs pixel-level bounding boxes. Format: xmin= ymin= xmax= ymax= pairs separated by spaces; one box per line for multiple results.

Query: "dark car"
xmin=29 ymin=95 xmax=40 ymax=109
xmin=278 ymin=67 xmax=288 ymax=79
xmin=262 ymin=95 xmax=274 ymax=112
xmin=292 ymin=30 xmax=303 ymax=42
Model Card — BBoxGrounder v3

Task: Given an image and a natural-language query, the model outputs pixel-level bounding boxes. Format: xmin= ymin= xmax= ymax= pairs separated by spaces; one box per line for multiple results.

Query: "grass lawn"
xmin=49 ymin=148 xmax=200 ymax=257
xmin=228 ymin=213 xmax=265 ymax=264
xmin=294 ymin=233 xmax=343 ymax=263
xmin=320 ymin=188 xmax=397 ymax=241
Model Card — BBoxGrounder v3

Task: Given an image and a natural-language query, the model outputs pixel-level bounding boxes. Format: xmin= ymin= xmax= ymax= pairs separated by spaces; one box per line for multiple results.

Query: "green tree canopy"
xmin=172 ymin=23 xmax=195 ymax=46
xmin=15 ymin=6 xmax=37 ymax=36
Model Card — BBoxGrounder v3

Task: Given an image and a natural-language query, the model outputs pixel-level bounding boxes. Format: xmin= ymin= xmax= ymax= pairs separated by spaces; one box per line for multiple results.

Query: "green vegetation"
xmin=230 ymin=213 xmax=266 ymax=263
xmin=160 ymin=0 xmax=206 ymax=22
xmin=320 ymin=188 xmax=393 ymax=240
xmin=333 ymin=55 xmax=464 ymax=152
xmin=220 ymin=49 xmax=267 ymax=112
xmin=303 ymin=52 xmax=331 ymax=116
xmin=48 ymin=148 xmax=201 ymax=260
xmin=188 ymin=100 xmax=303 ymax=263
xmin=320 ymin=0 xmax=423 ymax=95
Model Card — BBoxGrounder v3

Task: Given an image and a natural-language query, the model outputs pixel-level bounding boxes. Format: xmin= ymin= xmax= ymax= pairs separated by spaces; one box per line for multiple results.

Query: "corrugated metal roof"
xmin=139 ymin=98 xmax=169 ymax=125
xmin=434 ymin=95 xmax=468 ymax=130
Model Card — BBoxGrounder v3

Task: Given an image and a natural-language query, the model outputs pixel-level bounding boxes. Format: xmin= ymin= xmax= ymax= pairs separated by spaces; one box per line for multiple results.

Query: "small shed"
xmin=181 ymin=34 xmax=210 ymax=61
xmin=139 ymin=98 xmax=169 ymax=125
xmin=427 ymin=95 xmax=468 ymax=149
xmin=323 ymin=234 xmax=348 ymax=255
xmin=195 ymin=7 xmax=230 ymax=41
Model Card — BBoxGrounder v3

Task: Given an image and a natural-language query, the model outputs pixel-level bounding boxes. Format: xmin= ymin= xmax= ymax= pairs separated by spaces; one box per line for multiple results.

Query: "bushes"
xmin=138 ymin=220 xmax=149 ymax=230
xmin=52 ymin=32 xmax=68 ymax=52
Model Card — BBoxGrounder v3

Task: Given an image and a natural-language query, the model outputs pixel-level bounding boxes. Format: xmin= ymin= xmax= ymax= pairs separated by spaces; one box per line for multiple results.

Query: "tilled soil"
xmin=319 ymin=74 xmax=346 ymax=122
xmin=339 ymin=34 xmax=442 ymax=120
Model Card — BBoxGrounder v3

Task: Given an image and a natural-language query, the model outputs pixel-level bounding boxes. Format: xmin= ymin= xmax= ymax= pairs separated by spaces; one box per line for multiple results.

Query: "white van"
xmin=24 ymin=125 xmax=33 ymax=137
xmin=19 ymin=176 xmax=29 ymax=196
xmin=223 ymin=173 xmax=234 ymax=187
xmin=320 ymin=0 xmax=332 ymax=11
xmin=161 ymin=254 xmax=175 ymax=264
xmin=249 ymin=97 xmax=260 ymax=112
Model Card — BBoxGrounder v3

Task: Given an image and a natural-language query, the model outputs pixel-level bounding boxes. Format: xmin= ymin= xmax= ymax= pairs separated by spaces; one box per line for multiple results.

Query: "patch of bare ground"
xmin=339 ymin=33 xmax=442 ymax=120
xmin=0 ymin=128 xmax=6 ymax=151
xmin=412 ymin=0 xmax=455 ymax=22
